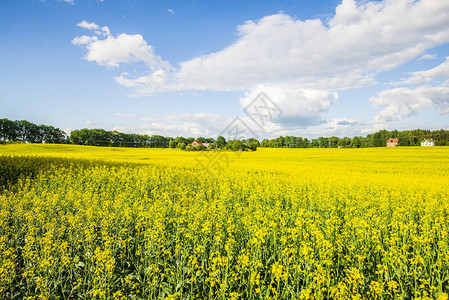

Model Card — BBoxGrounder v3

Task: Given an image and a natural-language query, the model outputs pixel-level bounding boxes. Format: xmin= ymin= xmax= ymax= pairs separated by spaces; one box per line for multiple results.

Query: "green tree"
xmin=177 ymin=142 xmax=186 ymax=150
xmin=232 ymin=140 xmax=243 ymax=151
xmin=275 ymin=136 xmax=285 ymax=147
xmin=15 ymin=120 xmax=40 ymax=142
xmin=169 ymin=139 xmax=176 ymax=148
xmin=372 ymin=132 xmax=382 ymax=147
xmin=352 ymin=136 xmax=361 ymax=148
xmin=1 ymin=119 xmax=18 ymax=141
xmin=41 ymin=125 xmax=66 ymax=143
xmin=301 ymin=138 xmax=310 ymax=148
xmin=216 ymin=136 xmax=226 ymax=149
xmin=330 ymin=136 xmax=339 ymax=148
xmin=261 ymin=139 xmax=269 ymax=148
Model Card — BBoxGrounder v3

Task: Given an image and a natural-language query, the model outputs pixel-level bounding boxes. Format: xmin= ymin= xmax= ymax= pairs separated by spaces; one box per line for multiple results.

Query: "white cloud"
xmin=74 ymin=0 xmax=449 ymax=131
xmin=325 ymin=118 xmax=359 ymax=131
xmin=111 ymin=112 xmax=288 ymax=139
xmin=165 ymin=0 xmax=449 ymax=93
xmin=111 ymin=126 xmax=125 ymax=132
xmin=77 ymin=21 xmax=99 ymax=31
xmin=76 ymin=21 xmax=110 ymax=36
xmin=115 ymin=69 xmax=170 ymax=94
xmin=72 ymin=35 xmax=97 ymax=45
xmin=418 ymin=53 xmax=436 ymax=61
xmin=103 ymin=0 xmax=449 ymax=134
xmin=136 ymin=113 xmax=232 ymax=138
xmin=73 ymin=21 xmax=169 ymax=69
xmin=371 ymin=86 xmax=449 ymax=124
xmin=59 ymin=0 xmax=74 ymax=4
xmin=111 ymin=111 xmax=372 ymax=139
xmin=398 ymin=57 xmax=449 ymax=86
xmin=304 ymin=118 xmax=365 ymax=138
xmin=168 ymin=8 xmax=175 ymax=15
xmin=76 ymin=1 xmax=449 ymax=93
xmin=239 ymin=84 xmax=338 ymax=127
xmin=369 ymin=54 xmax=449 ymax=130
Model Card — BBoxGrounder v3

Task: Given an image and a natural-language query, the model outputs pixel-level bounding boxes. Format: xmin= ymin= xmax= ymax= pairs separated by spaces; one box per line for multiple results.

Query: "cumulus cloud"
xmin=239 ymin=84 xmax=338 ymax=127
xmin=110 ymin=126 xmax=125 ymax=132
xmin=164 ymin=0 xmax=449 ymax=93
xmin=77 ymin=20 xmax=100 ymax=31
xmin=326 ymin=118 xmax=359 ymax=129
xmin=72 ymin=21 xmax=169 ymax=69
xmin=75 ymin=0 xmax=449 ymax=92
xmin=418 ymin=53 xmax=436 ymax=61
xmin=368 ymin=54 xmax=449 ymax=130
xmin=111 ymin=112 xmax=289 ymax=139
xmin=371 ymin=86 xmax=449 ymax=124
xmin=309 ymin=118 xmax=363 ymax=137
xmin=398 ymin=57 xmax=449 ymax=86
xmin=77 ymin=20 xmax=110 ymax=36
xmin=112 ymin=111 xmax=371 ymax=139
xmin=115 ymin=70 xmax=170 ymax=95
xmin=73 ymin=0 xmax=449 ymax=132
xmin=124 ymin=113 xmax=232 ymax=138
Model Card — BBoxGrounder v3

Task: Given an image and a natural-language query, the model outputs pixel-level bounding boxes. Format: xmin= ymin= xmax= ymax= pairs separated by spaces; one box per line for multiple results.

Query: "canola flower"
xmin=0 ymin=144 xmax=449 ymax=299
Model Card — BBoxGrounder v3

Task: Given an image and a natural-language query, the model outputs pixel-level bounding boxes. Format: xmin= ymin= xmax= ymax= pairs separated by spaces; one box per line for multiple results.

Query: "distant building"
xmin=421 ymin=139 xmax=435 ymax=147
xmin=190 ymin=140 xmax=203 ymax=147
xmin=386 ymin=138 xmax=399 ymax=147
xmin=202 ymin=143 xmax=210 ymax=148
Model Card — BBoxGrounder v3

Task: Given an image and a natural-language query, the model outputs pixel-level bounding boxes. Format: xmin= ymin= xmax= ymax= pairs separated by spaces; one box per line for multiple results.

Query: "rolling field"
xmin=1 ymin=144 xmax=449 ymax=299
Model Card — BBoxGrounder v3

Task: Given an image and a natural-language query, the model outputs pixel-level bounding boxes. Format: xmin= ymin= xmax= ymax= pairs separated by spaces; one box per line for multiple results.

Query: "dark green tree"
xmin=216 ymin=136 xmax=226 ymax=149
xmin=232 ymin=140 xmax=244 ymax=151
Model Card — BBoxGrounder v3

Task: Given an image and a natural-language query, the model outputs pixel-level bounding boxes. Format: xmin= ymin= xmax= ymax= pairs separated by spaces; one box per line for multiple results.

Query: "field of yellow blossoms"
xmin=1 ymin=144 xmax=449 ymax=299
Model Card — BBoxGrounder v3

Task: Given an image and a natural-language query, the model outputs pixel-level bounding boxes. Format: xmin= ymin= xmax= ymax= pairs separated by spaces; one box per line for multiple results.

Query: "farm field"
xmin=1 ymin=144 xmax=449 ymax=299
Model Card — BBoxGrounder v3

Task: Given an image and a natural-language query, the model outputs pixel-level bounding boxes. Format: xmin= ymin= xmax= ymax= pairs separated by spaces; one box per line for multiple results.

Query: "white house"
xmin=421 ymin=139 xmax=435 ymax=147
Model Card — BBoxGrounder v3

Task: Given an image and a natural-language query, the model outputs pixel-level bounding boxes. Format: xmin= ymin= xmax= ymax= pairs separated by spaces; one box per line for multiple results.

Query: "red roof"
xmin=387 ymin=138 xmax=399 ymax=142
xmin=192 ymin=140 xmax=203 ymax=145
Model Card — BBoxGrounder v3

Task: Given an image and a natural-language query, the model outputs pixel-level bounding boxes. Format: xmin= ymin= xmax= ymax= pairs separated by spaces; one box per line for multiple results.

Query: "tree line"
xmin=70 ymin=129 xmax=170 ymax=148
xmin=173 ymin=136 xmax=259 ymax=151
xmin=0 ymin=118 xmax=66 ymax=144
xmin=2 ymin=118 xmax=449 ymax=148
xmin=260 ymin=129 xmax=449 ymax=148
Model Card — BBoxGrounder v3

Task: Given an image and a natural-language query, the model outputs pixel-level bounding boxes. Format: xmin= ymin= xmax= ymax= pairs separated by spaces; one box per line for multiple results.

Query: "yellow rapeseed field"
xmin=1 ymin=144 xmax=449 ymax=299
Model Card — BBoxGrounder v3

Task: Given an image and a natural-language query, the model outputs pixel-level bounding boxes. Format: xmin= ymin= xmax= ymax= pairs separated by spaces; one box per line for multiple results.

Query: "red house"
xmin=190 ymin=140 xmax=203 ymax=147
xmin=386 ymin=138 xmax=399 ymax=147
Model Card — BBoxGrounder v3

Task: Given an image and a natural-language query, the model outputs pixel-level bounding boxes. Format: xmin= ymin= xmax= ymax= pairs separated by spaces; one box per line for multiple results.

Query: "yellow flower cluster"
xmin=0 ymin=144 xmax=449 ymax=299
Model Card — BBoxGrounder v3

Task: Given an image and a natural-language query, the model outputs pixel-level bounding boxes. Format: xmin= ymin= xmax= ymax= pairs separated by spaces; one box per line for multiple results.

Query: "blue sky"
xmin=1 ymin=0 xmax=449 ymax=139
